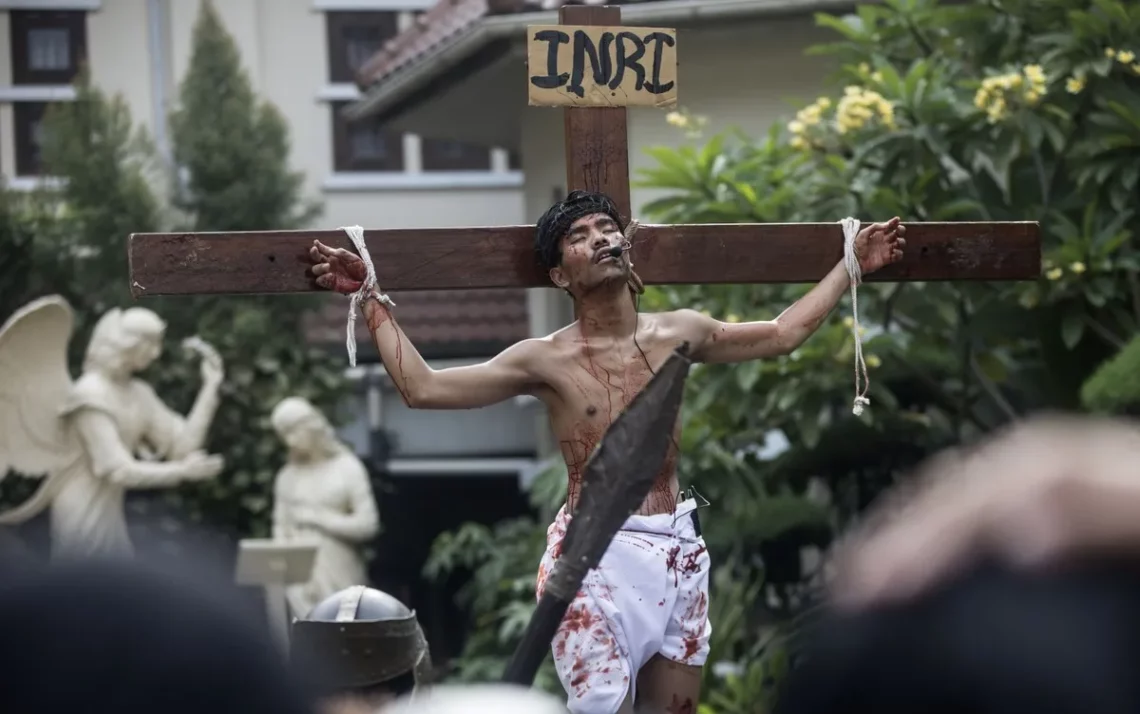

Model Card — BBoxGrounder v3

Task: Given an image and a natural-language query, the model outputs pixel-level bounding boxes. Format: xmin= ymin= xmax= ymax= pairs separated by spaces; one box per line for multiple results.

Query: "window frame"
xmin=330 ymin=102 xmax=405 ymax=173
xmin=9 ymin=10 xmax=87 ymax=85
xmin=420 ymin=137 xmax=493 ymax=173
xmin=325 ymin=11 xmax=398 ymax=85
xmin=13 ymin=101 xmax=49 ymax=177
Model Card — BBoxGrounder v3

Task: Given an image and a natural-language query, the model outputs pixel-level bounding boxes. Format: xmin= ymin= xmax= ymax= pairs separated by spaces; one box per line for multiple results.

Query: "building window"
xmin=10 ymin=11 xmax=87 ymax=85
xmin=421 ymin=138 xmax=492 ymax=172
xmin=508 ymin=150 xmax=521 ymax=171
xmin=331 ymin=102 xmax=404 ymax=172
xmin=14 ymin=102 xmax=49 ymax=176
xmin=326 ymin=11 xmax=398 ymax=85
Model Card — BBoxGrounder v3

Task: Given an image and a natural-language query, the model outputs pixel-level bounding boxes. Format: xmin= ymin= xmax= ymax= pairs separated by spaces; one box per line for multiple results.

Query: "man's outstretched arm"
xmin=310 ymin=240 xmax=540 ymax=410
xmin=684 ymin=218 xmax=905 ymax=364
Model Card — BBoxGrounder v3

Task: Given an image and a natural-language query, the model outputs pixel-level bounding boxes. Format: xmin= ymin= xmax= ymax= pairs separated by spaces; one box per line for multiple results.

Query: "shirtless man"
xmin=309 ymin=190 xmax=906 ymax=714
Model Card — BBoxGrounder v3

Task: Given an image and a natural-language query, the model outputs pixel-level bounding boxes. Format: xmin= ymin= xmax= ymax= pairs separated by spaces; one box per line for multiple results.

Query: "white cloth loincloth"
xmin=535 ymin=498 xmax=712 ymax=714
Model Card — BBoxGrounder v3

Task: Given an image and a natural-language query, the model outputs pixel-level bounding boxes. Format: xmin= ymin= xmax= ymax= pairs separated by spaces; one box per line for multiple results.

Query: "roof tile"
xmin=355 ymin=0 xmax=668 ymax=89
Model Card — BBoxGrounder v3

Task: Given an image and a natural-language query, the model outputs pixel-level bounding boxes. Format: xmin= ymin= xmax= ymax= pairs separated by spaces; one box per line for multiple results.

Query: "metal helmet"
xmin=291 ymin=585 xmax=431 ymax=694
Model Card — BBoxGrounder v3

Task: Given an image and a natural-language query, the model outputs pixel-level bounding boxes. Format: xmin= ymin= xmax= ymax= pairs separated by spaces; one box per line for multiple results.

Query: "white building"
xmin=0 ymin=0 xmax=542 ymax=660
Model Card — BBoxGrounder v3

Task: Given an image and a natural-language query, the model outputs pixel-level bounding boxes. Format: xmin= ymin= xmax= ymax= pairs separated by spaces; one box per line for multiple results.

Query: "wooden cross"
xmin=127 ymin=5 xmax=1039 ymax=303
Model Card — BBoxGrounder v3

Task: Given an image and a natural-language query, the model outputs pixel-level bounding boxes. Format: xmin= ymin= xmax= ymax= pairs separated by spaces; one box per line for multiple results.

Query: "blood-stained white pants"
xmin=535 ymin=498 xmax=712 ymax=714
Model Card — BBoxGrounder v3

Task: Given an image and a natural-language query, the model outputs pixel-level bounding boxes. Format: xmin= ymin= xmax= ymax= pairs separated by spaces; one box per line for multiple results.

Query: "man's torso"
xmin=530 ymin=311 xmax=692 ymax=516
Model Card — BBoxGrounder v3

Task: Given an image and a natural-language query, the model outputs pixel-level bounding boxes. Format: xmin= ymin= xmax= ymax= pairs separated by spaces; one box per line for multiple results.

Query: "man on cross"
xmin=308 ymin=189 xmax=905 ymax=714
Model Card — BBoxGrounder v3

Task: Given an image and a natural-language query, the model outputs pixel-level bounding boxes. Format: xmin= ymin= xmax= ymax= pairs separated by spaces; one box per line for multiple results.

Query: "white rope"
xmin=840 ymin=217 xmax=870 ymax=416
xmin=340 ymin=225 xmax=394 ymax=367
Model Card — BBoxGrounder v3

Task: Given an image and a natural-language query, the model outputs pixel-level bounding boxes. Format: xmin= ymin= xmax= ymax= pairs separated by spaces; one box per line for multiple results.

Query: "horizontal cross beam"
xmin=127 ymin=222 xmax=1041 ymax=298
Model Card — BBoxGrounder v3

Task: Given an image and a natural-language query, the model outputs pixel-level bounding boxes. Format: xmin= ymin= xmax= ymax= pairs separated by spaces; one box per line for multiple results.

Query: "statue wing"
xmin=0 ymin=295 xmax=81 ymax=481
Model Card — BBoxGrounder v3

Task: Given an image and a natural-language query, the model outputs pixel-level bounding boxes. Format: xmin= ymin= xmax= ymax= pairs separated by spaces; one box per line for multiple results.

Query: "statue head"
xmin=271 ymin=397 xmax=340 ymax=459
xmin=83 ymin=307 xmax=167 ymax=375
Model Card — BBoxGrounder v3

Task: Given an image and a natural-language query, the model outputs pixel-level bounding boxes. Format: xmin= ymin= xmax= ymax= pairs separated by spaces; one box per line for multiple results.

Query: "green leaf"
xmin=1061 ymin=308 xmax=1085 ymax=349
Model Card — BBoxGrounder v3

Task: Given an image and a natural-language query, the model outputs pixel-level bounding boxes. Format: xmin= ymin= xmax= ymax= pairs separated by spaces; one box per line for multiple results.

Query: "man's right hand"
xmin=310 ymin=240 xmax=368 ymax=295
xmin=179 ymin=451 xmax=225 ymax=481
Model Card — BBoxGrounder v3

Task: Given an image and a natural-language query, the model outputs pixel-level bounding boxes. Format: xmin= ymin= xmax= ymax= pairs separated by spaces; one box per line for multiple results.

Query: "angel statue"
xmin=0 ymin=295 xmax=226 ymax=559
xmin=270 ymin=396 xmax=380 ymax=617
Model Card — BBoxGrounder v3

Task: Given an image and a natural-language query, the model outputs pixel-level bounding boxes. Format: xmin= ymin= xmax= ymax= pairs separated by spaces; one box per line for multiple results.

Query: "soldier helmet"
xmin=291 ymin=585 xmax=431 ymax=699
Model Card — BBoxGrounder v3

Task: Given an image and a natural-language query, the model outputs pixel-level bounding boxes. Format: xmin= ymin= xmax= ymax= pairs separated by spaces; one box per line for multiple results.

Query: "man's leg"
xmin=538 ymin=543 xmax=636 ymax=713
xmin=635 ymin=656 xmax=702 ymax=713
xmin=651 ymin=529 xmax=712 ymax=713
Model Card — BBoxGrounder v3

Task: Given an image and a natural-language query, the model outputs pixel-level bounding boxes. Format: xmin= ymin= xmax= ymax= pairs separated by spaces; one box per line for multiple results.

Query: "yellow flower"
xmin=790 ymin=136 xmax=808 ymax=150
xmin=843 ymin=316 xmax=855 ymax=329
xmin=1105 ymin=47 xmax=1117 ymax=58
xmin=1132 ymin=63 xmax=1140 ymax=75
xmin=1066 ymin=75 xmax=1085 ymax=94
xmin=788 ymin=120 xmax=805 ymax=134
xmin=725 ymin=313 xmax=740 ymax=323
xmin=1117 ymin=50 xmax=1136 ymax=64
xmin=866 ymin=355 xmax=882 ymax=369
xmin=836 ymin=86 xmax=895 ymax=134
xmin=818 ymin=97 xmax=832 ymax=109
xmin=858 ymin=62 xmax=871 ymax=74
xmin=1046 ymin=267 xmax=1063 ymax=280
xmin=665 ymin=111 xmax=687 ymax=128
xmin=870 ymin=70 xmax=884 ymax=83
xmin=1070 ymin=261 xmax=1086 ymax=274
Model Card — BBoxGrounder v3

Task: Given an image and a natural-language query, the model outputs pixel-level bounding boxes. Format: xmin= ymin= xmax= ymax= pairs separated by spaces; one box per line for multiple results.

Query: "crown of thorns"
xmin=534 ymin=190 xmax=624 ymax=271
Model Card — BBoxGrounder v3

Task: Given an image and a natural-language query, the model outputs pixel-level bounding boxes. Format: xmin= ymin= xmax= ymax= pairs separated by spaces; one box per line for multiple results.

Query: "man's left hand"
xmin=854 ymin=217 xmax=906 ymax=274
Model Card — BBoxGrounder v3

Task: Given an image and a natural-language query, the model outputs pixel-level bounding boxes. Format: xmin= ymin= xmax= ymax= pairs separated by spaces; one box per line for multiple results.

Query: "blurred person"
xmin=772 ymin=413 xmax=1140 ymax=714
xmin=776 ymin=558 xmax=1140 ymax=714
xmin=291 ymin=585 xmax=432 ymax=713
xmin=0 ymin=556 xmax=319 ymax=714
xmin=829 ymin=413 xmax=1140 ymax=608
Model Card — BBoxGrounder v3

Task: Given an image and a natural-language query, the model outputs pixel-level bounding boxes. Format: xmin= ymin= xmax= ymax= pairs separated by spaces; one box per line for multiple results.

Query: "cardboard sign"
xmin=527 ymin=24 xmax=678 ymax=108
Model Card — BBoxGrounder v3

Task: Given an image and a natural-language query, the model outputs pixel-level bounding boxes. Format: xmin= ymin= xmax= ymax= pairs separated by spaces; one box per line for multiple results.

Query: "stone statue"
xmin=270 ymin=397 xmax=380 ymax=617
xmin=0 ymin=295 xmax=225 ymax=558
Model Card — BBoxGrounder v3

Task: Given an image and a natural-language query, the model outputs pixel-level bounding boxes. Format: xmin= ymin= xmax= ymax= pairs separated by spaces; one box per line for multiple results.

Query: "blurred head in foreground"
xmin=0 ymin=556 xmax=318 ymax=714
xmin=776 ymin=558 xmax=1140 ymax=714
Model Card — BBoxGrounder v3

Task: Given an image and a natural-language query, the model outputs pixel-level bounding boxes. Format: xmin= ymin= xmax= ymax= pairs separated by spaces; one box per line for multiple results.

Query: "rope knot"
xmin=840 ymin=217 xmax=870 ymax=416
xmin=340 ymin=225 xmax=394 ymax=367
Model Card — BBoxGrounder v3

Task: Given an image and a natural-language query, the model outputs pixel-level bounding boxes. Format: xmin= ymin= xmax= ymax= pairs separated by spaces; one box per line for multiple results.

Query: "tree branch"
xmin=969 ymin=353 xmax=1019 ymax=422
xmin=1083 ymin=314 xmax=1126 ymax=350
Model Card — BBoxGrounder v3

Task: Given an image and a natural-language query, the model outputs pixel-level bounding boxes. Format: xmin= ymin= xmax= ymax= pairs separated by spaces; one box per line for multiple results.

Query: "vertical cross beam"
xmin=560 ymin=4 xmax=632 ymax=222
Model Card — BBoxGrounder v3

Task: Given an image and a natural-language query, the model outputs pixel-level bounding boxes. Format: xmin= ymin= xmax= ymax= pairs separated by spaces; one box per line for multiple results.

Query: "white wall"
xmin=0 ymin=0 xmax=525 ymax=229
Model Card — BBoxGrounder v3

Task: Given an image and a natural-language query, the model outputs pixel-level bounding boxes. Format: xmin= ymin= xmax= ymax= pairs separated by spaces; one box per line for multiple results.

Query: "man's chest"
xmin=548 ymin=339 xmax=680 ymax=422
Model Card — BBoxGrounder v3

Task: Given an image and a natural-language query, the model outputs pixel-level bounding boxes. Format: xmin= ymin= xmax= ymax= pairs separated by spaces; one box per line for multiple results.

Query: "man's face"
xmin=549 ymin=212 xmax=629 ymax=295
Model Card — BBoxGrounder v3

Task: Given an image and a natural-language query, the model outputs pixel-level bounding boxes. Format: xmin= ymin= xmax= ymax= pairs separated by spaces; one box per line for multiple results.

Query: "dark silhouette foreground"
xmin=0 ymin=555 xmax=318 ymax=714
xmin=778 ymin=559 xmax=1140 ymax=714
